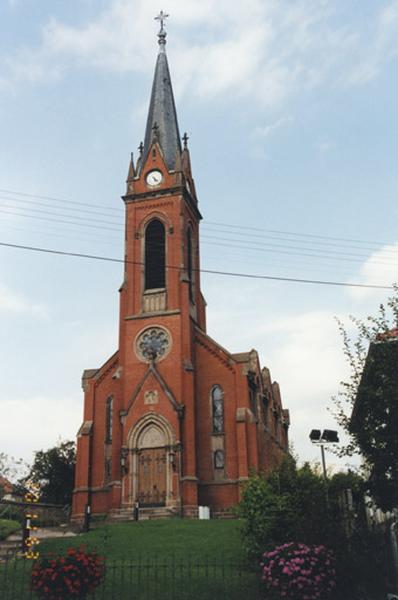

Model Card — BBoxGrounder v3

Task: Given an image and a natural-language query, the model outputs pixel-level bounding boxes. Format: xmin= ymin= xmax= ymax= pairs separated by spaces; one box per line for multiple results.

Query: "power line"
xmin=1 ymin=186 xmax=396 ymax=250
xmin=202 ymin=239 xmax=398 ymax=267
xmin=0 ymin=221 xmax=373 ymax=278
xmin=0 ymin=202 xmax=123 ymax=226
xmin=2 ymin=208 xmax=398 ymax=270
xmin=0 ymin=194 xmax=125 ymax=220
xmin=205 ymin=221 xmax=396 ymax=248
xmin=0 ymin=240 xmax=393 ymax=290
xmin=203 ymin=226 xmax=398 ymax=254
xmin=3 ymin=202 xmax=398 ymax=266
xmin=0 ymin=208 xmax=121 ymax=232
xmin=202 ymin=234 xmax=389 ymax=261
xmin=4 ymin=192 xmax=397 ymax=257
xmin=0 ymin=188 xmax=122 ymax=213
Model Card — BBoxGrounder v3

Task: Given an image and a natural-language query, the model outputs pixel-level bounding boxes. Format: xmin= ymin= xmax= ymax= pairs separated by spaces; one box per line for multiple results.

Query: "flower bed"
xmin=30 ymin=546 xmax=105 ymax=599
xmin=260 ymin=542 xmax=336 ymax=600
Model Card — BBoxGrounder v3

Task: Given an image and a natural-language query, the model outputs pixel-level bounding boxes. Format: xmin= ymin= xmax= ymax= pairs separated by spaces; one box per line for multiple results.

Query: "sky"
xmin=1 ymin=0 xmax=398 ymax=474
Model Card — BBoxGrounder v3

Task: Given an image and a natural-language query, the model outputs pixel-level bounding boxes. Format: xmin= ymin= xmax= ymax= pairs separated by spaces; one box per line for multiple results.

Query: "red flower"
xmin=30 ymin=546 xmax=105 ymax=599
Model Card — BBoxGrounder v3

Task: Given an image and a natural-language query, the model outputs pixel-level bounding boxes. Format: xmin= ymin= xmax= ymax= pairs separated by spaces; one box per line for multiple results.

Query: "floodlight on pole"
xmin=309 ymin=428 xmax=339 ymax=507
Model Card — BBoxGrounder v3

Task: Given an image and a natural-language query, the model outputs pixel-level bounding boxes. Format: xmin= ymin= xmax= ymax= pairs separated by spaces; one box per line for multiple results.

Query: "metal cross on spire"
xmin=155 ymin=10 xmax=169 ymax=48
xmin=155 ymin=10 xmax=169 ymax=31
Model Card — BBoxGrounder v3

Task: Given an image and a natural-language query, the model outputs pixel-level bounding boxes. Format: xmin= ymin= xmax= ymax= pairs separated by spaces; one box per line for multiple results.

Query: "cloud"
xmin=2 ymin=0 xmax=396 ymax=108
xmin=0 ymin=396 xmax=80 ymax=463
xmin=259 ymin=311 xmax=353 ymax=463
xmin=0 ymin=281 xmax=47 ymax=316
xmin=317 ymin=139 xmax=336 ymax=153
xmin=252 ymin=116 xmax=294 ymax=139
xmin=347 ymin=242 xmax=398 ymax=302
xmin=346 ymin=0 xmax=398 ymax=85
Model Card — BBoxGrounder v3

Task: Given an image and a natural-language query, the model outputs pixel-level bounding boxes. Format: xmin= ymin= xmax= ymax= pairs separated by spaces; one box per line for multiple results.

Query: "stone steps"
xmin=107 ymin=507 xmax=178 ymax=522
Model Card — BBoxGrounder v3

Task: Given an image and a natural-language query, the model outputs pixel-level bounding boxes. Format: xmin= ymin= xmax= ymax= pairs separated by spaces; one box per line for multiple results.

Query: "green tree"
xmin=0 ymin=452 xmax=27 ymax=498
xmin=331 ymin=286 xmax=398 ymax=511
xmin=238 ymin=457 xmax=339 ymax=557
xmin=24 ymin=440 xmax=76 ymax=505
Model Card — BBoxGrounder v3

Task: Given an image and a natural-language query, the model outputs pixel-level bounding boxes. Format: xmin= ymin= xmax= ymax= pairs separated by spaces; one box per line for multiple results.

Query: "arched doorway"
xmin=127 ymin=414 xmax=176 ymax=508
xmin=137 ymin=424 xmax=167 ymax=506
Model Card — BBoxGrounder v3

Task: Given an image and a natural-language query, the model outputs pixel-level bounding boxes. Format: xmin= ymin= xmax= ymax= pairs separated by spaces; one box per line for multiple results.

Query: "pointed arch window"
xmin=187 ymin=227 xmax=193 ymax=301
xmin=105 ymin=397 xmax=113 ymax=443
xmin=212 ymin=385 xmax=224 ymax=433
xmin=145 ymin=219 xmax=166 ymax=290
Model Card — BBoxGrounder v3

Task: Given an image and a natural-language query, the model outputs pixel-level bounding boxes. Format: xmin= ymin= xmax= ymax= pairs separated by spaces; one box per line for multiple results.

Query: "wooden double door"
xmin=137 ymin=447 xmax=167 ymax=507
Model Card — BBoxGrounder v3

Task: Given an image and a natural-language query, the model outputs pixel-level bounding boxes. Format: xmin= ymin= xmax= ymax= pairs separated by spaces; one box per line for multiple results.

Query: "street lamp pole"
xmin=309 ymin=429 xmax=339 ymax=508
xmin=320 ymin=443 xmax=327 ymax=482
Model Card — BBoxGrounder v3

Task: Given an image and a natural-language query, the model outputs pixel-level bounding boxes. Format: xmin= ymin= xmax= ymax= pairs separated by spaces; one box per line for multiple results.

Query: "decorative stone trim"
xmin=143 ymin=289 xmax=167 ymax=313
xmin=125 ymin=309 xmax=180 ymax=321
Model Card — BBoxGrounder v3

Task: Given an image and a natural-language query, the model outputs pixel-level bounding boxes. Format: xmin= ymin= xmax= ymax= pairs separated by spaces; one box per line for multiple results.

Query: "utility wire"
xmin=2 ymin=209 xmax=398 ymax=270
xmin=0 ymin=202 xmax=123 ymax=226
xmin=202 ymin=239 xmax=398 ymax=267
xmin=202 ymin=234 xmax=391 ymax=260
xmin=0 ymin=186 xmax=396 ymax=250
xmin=4 ymin=193 xmax=397 ymax=256
xmin=0 ymin=194 xmax=125 ymax=221
xmin=3 ymin=204 xmax=398 ymax=266
xmin=0 ymin=188 xmax=122 ymax=213
xmin=0 ymin=208 xmax=121 ymax=232
xmin=0 ymin=240 xmax=393 ymax=290
xmin=205 ymin=221 xmax=396 ymax=248
xmin=203 ymin=226 xmax=398 ymax=254
xmin=0 ymin=222 xmax=373 ymax=278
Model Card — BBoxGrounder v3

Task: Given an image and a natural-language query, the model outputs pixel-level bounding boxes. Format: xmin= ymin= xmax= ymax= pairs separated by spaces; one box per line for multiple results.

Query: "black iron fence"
xmin=0 ymin=556 xmax=262 ymax=600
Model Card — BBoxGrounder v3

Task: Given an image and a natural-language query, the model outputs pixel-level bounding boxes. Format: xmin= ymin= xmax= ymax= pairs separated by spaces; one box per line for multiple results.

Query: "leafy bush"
xmin=0 ymin=518 xmax=20 ymax=540
xmin=238 ymin=459 xmax=388 ymax=597
xmin=0 ymin=503 xmax=25 ymax=524
xmin=260 ymin=542 xmax=336 ymax=600
xmin=30 ymin=546 xmax=105 ymax=599
xmin=237 ymin=457 xmax=341 ymax=557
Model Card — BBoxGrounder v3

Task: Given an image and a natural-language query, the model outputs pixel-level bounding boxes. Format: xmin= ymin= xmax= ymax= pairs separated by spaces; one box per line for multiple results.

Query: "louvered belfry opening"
xmin=145 ymin=219 xmax=166 ymax=290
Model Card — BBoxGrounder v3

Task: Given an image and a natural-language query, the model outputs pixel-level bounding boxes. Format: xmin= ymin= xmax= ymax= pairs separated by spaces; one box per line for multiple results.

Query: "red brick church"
xmin=72 ymin=16 xmax=290 ymax=522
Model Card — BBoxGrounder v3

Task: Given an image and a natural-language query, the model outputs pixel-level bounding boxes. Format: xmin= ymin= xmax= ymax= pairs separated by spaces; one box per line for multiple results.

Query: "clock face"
xmin=135 ymin=327 xmax=171 ymax=362
xmin=145 ymin=170 xmax=163 ymax=187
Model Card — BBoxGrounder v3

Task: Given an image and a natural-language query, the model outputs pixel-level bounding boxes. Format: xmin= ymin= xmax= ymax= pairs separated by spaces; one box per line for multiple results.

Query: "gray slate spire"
xmin=142 ymin=17 xmax=182 ymax=172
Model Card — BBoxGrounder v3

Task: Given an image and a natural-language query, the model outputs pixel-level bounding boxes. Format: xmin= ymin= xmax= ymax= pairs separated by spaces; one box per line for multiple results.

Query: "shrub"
xmin=0 ymin=518 xmax=20 ymax=540
xmin=260 ymin=542 xmax=336 ymax=600
xmin=30 ymin=546 xmax=105 ymax=600
xmin=237 ymin=458 xmax=341 ymax=558
xmin=0 ymin=504 xmax=25 ymax=524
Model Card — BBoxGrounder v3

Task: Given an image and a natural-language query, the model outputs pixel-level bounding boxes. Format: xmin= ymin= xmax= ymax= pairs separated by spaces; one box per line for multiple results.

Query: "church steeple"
xmin=141 ymin=12 xmax=182 ymax=172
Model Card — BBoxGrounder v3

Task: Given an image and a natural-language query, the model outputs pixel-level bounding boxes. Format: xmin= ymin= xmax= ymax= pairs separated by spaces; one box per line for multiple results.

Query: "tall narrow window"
xmin=212 ymin=385 xmax=224 ymax=433
xmin=214 ymin=450 xmax=225 ymax=469
xmin=248 ymin=376 xmax=258 ymax=418
xmin=145 ymin=219 xmax=165 ymax=290
xmin=187 ymin=228 xmax=193 ymax=301
xmin=104 ymin=457 xmax=112 ymax=483
xmin=105 ymin=397 xmax=113 ymax=442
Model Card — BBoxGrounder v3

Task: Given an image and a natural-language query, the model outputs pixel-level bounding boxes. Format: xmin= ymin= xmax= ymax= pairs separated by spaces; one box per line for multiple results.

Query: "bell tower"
xmin=120 ymin=11 xmax=204 ymax=328
xmin=116 ymin=13 xmax=205 ymax=514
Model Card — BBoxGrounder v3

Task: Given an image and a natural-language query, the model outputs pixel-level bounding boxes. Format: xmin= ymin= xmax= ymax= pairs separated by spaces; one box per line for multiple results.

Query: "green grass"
xmin=0 ymin=519 xmax=20 ymax=541
xmin=0 ymin=520 xmax=261 ymax=599
xmin=40 ymin=519 xmax=245 ymax=560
